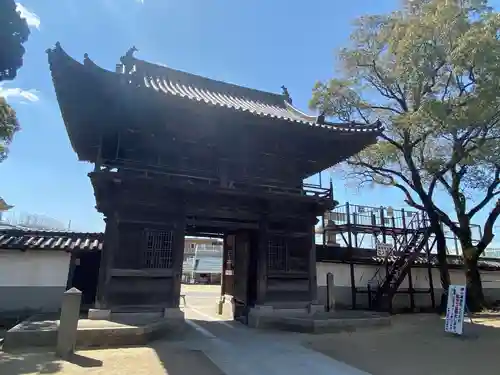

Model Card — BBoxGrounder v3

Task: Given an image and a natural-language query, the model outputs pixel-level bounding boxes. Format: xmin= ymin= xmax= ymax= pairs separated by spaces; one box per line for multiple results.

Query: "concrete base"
xmin=88 ymin=309 xmax=111 ymax=320
xmin=308 ymin=304 xmax=326 ymax=314
xmin=215 ymin=295 xmax=234 ymax=320
xmin=3 ymin=309 xmax=186 ymax=352
xmin=247 ymin=307 xmax=391 ymax=333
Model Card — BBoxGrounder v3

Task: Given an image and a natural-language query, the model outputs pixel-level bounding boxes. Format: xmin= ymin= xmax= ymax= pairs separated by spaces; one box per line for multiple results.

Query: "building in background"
xmin=183 ymin=237 xmax=223 ymax=284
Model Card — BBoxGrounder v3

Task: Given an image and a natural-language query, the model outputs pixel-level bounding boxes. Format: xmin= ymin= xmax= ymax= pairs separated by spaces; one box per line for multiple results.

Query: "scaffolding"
xmin=321 ymin=202 xmax=482 ymax=312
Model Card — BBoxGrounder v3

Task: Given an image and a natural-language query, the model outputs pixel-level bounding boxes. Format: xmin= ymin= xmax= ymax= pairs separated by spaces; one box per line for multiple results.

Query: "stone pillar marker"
xmin=326 ymin=272 xmax=335 ymax=312
xmin=56 ymin=287 xmax=82 ymax=359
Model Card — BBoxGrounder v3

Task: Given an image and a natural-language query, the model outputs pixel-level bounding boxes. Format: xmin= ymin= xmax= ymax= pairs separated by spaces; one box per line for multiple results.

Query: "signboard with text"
xmin=444 ymin=285 xmax=467 ymax=335
xmin=376 ymin=243 xmax=393 ymax=257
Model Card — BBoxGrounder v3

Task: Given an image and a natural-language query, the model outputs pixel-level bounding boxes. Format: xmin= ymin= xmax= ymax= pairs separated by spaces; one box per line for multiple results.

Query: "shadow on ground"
xmin=304 ymin=314 xmax=500 ymax=375
xmin=152 ymin=340 xmax=226 ymax=375
xmin=0 ymin=350 xmax=104 ymax=375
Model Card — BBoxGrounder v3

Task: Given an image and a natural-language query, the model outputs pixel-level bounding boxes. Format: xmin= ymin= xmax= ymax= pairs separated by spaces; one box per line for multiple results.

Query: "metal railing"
xmin=324 ymin=203 xmax=422 ymax=229
xmin=321 ymin=202 xmax=482 ymax=255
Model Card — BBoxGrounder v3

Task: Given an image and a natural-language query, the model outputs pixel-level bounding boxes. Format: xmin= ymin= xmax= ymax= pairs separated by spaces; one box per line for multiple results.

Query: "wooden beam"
xmin=109 ymin=269 xmax=173 ymax=277
xmin=308 ymin=224 xmax=318 ymax=303
xmin=256 ymin=215 xmax=269 ymax=304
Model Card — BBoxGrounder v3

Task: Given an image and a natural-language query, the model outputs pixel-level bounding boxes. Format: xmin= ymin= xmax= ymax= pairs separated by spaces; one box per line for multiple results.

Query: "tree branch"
xmin=401 ymin=144 xmax=462 ymax=236
xmin=378 ymin=131 xmax=405 ymax=152
xmin=393 ymin=183 xmax=425 ymax=210
xmin=369 ymin=105 xmax=403 ymax=114
xmin=476 ymin=199 xmax=500 ymax=258
xmin=364 ymin=60 xmax=409 ymax=112
xmin=348 ymin=160 xmax=413 ymax=187
xmin=467 ymin=166 xmax=500 ymax=219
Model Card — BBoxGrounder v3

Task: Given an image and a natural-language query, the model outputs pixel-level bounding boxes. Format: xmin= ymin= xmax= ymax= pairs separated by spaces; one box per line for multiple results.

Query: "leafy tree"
xmin=0 ymin=97 xmax=19 ymax=161
xmin=0 ymin=0 xmax=30 ymax=161
xmin=310 ymin=0 xmax=500 ymax=311
xmin=0 ymin=0 xmax=30 ymax=81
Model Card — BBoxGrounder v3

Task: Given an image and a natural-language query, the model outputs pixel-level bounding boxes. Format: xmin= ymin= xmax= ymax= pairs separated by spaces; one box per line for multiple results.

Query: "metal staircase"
xmin=372 ymin=215 xmax=432 ymax=311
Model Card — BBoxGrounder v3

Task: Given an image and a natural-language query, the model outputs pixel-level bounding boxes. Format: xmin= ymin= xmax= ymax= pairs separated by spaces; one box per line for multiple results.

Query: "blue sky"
xmin=1 ymin=0 xmax=499 ymax=241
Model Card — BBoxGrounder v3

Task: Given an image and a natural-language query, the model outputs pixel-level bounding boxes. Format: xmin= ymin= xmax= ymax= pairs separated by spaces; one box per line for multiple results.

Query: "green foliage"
xmin=310 ymin=0 xmax=500 ymax=260
xmin=0 ymin=97 xmax=19 ymax=161
xmin=311 ymin=1 xmax=500 ymax=310
xmin=0 ymin=0 xmax=30 ymax=81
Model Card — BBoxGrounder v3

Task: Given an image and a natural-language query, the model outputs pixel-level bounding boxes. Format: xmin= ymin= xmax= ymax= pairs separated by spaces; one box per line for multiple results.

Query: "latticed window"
xmin=268 ymin=236 xmax=287 ymax=271
xmin=142 ymin=229 xmax=173 ymax=269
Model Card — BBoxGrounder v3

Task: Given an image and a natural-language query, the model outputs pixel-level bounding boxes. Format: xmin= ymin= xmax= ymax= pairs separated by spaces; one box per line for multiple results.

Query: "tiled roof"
xmin=0 ymin=229 xmax=104 ymax=252
xmin=124 ymin=57 xmax=383 ymax=133
xmin=143 ymin=75 xmax=380 ymax=132
xmin=316 ymin=245 xmax=500 ymax=271
xmin=372 ymin=255 xmax=500 ymax=270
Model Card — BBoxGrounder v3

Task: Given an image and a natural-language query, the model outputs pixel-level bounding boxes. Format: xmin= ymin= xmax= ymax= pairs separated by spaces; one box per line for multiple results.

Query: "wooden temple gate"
xmin=47 ymin=43 xmax=382 ymax=320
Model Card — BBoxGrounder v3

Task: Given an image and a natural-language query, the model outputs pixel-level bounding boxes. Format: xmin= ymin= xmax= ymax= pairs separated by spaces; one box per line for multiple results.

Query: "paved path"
xmin=182 ymin=295 xmax=372 ymax=375
xmin=0 ymin=287 xmax=371 ymax=375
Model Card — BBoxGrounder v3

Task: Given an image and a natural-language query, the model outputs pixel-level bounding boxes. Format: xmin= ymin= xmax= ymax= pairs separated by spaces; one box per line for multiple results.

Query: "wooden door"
xmin=233 ymin=230 xmax=250 ymax=306
xmin=221 ymin=233 xmax=235 ymax=296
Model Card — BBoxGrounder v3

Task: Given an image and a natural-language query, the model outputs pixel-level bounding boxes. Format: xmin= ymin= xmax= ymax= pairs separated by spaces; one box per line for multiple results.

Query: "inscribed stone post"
xmin=56 ymin=287 xmax=82 ymax=359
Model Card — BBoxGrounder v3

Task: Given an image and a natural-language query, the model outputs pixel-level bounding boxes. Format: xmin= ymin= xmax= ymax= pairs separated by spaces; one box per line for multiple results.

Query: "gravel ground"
xmin=304 ymin=313 xmax=500 ymax=375
xmin=0 ymin=341 xmax=225 ymax=375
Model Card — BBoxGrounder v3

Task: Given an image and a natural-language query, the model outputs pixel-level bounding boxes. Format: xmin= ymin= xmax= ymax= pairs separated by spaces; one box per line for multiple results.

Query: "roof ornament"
xmin=120 ymin=46 xmax=138 ymax=75
xmin=83 ymin=53 xmax=91 ymax=66
xmin=317 ymin=112 xmax=326 ymax=124
xmin=45 ymin=42 xmax=63 ymax=60
xmin=281 ymin=85 xmax=292 ymax=104
xmin=0 ymin=198 xmax=14 ymax=212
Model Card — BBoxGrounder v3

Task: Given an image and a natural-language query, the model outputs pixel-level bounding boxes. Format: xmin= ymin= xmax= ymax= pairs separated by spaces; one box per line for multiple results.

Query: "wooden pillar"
xmin=95 ymin=212 xmax=118 ymax=309
xmin=326 ymin=272 xmax=335 ymax=311
xmin=171 ymin=215 xmax=186 ymax=308
xmin=256 ymin=217 xmax=268 ymax=304
xmin=309 ymin=220 xmax=318 ymax=302
xmin=221 ymin=234 xmax=228 ymax=296
xmin=222 ymin=234 xmax=235 ymax=297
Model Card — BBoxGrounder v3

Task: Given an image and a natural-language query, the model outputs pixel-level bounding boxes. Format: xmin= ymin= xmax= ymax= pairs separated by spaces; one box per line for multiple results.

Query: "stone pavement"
xmin=0 ymin=287 xmax=372 ymax=374
xmin=182 ymin=293 xmax=372 ymax=375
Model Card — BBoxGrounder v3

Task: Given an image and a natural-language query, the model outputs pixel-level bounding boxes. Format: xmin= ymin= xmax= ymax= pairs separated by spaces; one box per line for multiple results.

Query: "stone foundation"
xmin=3 ymin=309 xmax=186 ymax=352
xmin=247 ymin=307 xmax=391 ymax=333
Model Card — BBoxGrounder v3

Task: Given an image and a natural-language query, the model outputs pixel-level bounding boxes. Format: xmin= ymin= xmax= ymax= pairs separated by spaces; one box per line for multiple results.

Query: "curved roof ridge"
xmin=284 ymin=101 xmax=319 ymax=122
xmin=47 ymin=43 xmax=122 ymax=82
xmin=131 ymin=58 xmax=287 ymax=107
xmin=46 ymin=44 xmax=384 ymax=135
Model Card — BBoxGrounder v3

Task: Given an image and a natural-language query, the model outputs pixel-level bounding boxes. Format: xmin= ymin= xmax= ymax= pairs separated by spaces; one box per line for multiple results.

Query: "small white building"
xmin=0 ymin=230 xmax=103 ymax=314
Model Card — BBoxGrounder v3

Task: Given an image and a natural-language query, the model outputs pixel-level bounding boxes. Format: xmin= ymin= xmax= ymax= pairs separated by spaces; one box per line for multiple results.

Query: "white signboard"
xmin=444 ymin=285 xmax=467 ymax=335
xmin=376 ymin=243 xmax=393 ymax=257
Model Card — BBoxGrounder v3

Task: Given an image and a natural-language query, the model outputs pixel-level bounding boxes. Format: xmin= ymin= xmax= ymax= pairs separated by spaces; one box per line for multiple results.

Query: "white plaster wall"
xmin=316 ymin=262 xmax=500 ymax=289
xmin=0 ymin=250 xmax=70 ymax=287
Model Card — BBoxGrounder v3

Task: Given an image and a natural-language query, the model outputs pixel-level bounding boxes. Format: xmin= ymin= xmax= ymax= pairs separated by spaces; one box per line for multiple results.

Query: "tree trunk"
xmin=434 ymin=223 xmax=451 ymax=314
xmin=463 ymin=250 xmax=486 ymax=312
